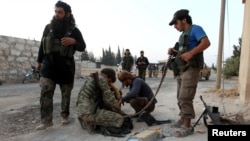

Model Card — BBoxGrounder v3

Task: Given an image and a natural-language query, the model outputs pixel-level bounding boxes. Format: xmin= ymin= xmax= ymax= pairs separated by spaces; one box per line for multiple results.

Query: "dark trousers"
xmin=138 ymin=69 xmax=147 ymax=81
xmin=129 ymin=97 xmax=155 ymax=114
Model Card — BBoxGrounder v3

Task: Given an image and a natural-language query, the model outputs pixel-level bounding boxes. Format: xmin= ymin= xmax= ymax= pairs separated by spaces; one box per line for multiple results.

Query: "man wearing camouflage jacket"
xmin=76 ymin=68 xmax=132 ymax=136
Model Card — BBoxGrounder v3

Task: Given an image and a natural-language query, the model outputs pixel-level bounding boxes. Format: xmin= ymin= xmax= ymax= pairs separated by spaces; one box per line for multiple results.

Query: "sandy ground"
xmin=0 ymin=70 xmax=249 ymax=141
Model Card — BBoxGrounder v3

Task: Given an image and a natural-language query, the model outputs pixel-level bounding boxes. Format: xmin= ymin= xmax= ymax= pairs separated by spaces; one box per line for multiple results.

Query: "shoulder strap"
xmin=184 ymin=25 xmax=193 ymax=49
xmin=180 ymin=25 xmax=193 ymax=45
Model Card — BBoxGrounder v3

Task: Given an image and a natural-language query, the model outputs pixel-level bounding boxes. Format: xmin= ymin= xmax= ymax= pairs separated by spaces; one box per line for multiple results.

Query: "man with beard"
xmin=36 ymin=1 xmax=86 ymax=130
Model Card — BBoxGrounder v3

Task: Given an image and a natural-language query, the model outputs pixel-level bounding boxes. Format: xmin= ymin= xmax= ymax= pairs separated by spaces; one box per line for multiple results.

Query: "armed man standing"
xmin=136 ymin=50 xmax=149 ymax=81
xmin=168 ymin=9 xmax=210 ymax=137
xmin=36 ymin=1 xmax=86 ymax=130
xmin=122 ymin=49 xmax=134 ymax=72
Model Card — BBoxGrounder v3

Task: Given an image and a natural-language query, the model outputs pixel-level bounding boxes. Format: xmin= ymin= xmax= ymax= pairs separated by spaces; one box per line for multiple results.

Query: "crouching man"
xmin=76 ymin=68 xmax=133 ymax=137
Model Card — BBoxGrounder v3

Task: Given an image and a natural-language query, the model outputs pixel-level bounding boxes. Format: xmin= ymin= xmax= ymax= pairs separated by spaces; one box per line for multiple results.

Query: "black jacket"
xmin=136 ymin=56 xmax=149 ymax=70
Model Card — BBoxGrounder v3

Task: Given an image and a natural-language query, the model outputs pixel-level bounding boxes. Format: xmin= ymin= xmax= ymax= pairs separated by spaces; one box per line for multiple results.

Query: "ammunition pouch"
xmin=169 ymin=58 xmax=179 ymax=76
xmin=170 ymin=55 xmax=187 ymax=76
xmin=42 ymin=36 xmax=75 ymax=58
xmin=42 ymin=36 xmax=60 ymax=54
xmin=59 ymin=44 xmax=75 ymax=58
xmin=175 ymin=55 xmax=187 ymax=72
xmin=189 ymin=52 xmax=204 ymax=68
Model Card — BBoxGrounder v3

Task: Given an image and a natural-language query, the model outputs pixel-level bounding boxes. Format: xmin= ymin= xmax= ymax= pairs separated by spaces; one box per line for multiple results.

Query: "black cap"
xmin=169 ymin=9 xmax=189 ymax=26
xmin=140 ymin=50 xmax=144 ymax=53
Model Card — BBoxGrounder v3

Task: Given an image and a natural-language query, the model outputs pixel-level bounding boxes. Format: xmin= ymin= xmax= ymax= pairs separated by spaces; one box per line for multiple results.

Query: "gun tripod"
xmin=193 ymin=96 xmax=222 ymax=128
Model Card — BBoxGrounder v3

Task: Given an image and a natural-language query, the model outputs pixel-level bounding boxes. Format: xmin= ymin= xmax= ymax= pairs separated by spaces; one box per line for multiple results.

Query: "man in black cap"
xmin=168 ymin=9 xmax=210 ymax=137
xmin=136 ymin=50 xmax=149 ymax=81
xmin=36 ymin=1 xmax=86 ymax=130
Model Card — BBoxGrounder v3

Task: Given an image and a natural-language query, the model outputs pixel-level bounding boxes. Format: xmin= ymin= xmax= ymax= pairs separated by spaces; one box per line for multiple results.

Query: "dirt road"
xmin=0 ymin=72 xmax=247 ymax=141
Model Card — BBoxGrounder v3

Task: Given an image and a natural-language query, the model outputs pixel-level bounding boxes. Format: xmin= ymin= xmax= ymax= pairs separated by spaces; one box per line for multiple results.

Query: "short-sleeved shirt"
xmin=188 ymin=24 xmax=207 ymax=49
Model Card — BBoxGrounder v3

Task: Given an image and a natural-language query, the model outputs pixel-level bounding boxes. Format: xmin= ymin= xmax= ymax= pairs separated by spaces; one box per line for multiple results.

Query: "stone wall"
xmin=0 ymin=35 xmax=83 ymax=83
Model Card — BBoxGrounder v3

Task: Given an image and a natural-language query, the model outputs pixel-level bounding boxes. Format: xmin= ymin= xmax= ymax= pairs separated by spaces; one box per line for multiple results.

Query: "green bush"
xmin=223 ymin=56 xmax=240 ymax=78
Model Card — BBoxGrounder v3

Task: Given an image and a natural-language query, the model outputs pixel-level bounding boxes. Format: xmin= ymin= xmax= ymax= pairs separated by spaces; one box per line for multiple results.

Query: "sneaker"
xmin=36 ymin=122 xmax=53 ymax=130
xmin=61 ymin=117 xmax=69 ymax=125
xmin=170 ymin=119 xmax=183 ymax=128
xmin=174 ymin=126 xmax=194 ymax=137
xmin=139 ymin=111 xmax=156 ymax=126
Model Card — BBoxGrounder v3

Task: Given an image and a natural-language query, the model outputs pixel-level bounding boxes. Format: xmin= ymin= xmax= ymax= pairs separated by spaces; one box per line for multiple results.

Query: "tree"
xmin=81 ymin=51 xmax=89 ymax=61
xmin=212 ymin=63 xmax=217 ymax=72
xmin=232 ymin=38 xmax=241 ymax=58
xmin=101 ymin=46 xmax=116 ymax=66
xmin=88 ymin=51 xmax=95 ymax=62
xmin=115 ymin=46 xmax=122 ymax=65
xmin=223 ymin=38 xmax=241 ymax=78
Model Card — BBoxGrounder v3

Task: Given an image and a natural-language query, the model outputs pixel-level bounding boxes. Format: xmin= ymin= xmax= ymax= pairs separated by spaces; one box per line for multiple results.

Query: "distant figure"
xmin=122 ymin=49 xmax=134 ymax=72
xmin=148 ymin=64 xmax=154 ymax=77
xmin=153 ymin=64 xmax=159 ymax=78
xmin=136 ymin=50 xmax=149 ymax=81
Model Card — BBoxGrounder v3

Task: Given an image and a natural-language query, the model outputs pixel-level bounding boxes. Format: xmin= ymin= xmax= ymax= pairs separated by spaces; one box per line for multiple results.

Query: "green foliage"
xmin=211 ymin=63 xmax=217 ymax=72
xmin=81 ymin=51 xmax=89 ymax=61
xmin=223 ymin=38 xmax=241 ymax=78
xmin=232 ymin=38 xmax=241 ymax=58
xmin=115 ymin=46 xmax=122 ymax=65
xmin=88 ymin=51 xmax=95 ymax=62
xmin=80 ymin=45 xmax=135 ymax=66
xmin=223 ymin=56 xmax=240 ymax=78
xmin=101 ymin=46 xmax=115 ymax=66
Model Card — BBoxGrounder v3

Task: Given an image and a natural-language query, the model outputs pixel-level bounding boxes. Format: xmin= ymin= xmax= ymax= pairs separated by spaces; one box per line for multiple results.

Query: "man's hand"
xmin=61 ymin=37 xmax=76 ymax=46
xmin=181 ymin=51 xmax=193 ymax=62
xmin=118 ymin=98 xmax=124 ymax=107
xmin=36 ymin=63 xmax=42 ymax=71
xmin=168 ymin=48 xmax=174 ymax=55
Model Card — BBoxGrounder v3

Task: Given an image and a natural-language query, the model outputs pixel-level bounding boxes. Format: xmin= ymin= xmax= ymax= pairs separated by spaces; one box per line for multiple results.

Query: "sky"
xmin=0 ymin=0 xmax=245 ymax=66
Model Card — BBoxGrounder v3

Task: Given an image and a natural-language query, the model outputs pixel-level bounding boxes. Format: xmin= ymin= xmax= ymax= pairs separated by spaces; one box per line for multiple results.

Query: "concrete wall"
xmin=239 ymin=1 xmax=250 ymax=104
xmin=0 ymin=35 xmax=83 ymax=83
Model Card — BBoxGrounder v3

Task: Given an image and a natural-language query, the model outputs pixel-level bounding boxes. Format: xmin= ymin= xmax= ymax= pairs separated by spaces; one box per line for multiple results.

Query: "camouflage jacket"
xmin=76 ymin=76 xmax=119 ymax=116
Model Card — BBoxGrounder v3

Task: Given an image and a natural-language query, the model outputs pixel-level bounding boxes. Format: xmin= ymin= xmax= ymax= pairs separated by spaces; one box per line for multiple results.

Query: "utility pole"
xmin=215 ymin=0 xmax=226 ymax=89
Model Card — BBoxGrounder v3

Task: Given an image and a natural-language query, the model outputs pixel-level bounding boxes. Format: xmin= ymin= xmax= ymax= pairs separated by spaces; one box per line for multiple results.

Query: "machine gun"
xmin=193 ymin=95 xmax=222 ymax=128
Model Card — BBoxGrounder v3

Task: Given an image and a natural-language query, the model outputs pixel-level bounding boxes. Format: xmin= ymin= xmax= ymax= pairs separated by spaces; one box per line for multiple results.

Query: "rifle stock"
xmin=92 ymin=72 xmax=103 ymax=113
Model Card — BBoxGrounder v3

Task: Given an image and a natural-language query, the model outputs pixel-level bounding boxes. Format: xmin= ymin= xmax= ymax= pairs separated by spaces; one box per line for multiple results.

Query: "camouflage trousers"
xmin=176 ymin=66 xmax=200 ymax=119
xmin=79 ymin=108 xmax=124 ymax=128
xmin=39 ymin=77 xmax=73 ymax=123
xmin=138 ymin=69 xmax=147 ymax=81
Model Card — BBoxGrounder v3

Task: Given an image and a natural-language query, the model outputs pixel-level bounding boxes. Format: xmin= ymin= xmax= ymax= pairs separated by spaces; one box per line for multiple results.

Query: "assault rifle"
xmin=193 ymin=95 xmax=222 ymax=128
xmin=168 ymin=42 xmax=180 ymax=77
xmin=92 ymin=71 xmax=104 ymax=113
